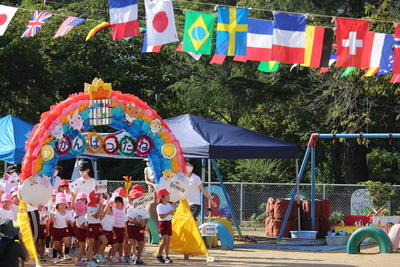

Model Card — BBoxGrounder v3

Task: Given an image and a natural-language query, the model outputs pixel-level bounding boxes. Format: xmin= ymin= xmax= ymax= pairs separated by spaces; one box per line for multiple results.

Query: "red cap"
xmin=88 ymin=190 xmax=101 ymax=207
xmin=129 ymin=190 xmax=144 ymax=199
xmin=156 ymin=188 xmax=170 ymax=203
xmin=58 ymin=179 xmax=69 ymax=187
xmin=114 ymin=187 xmax=127 ymax=197
xmin=131 ymin=184 xmax=145 ymax=193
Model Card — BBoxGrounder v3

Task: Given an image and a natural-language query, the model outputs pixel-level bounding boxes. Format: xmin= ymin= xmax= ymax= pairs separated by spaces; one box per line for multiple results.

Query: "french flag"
xmin=109 ymin=0 xmax=141 ymax=40
xmin=142 ymin=32 xmax=163 ymax=53
xmin=271 ymin=12 xmax=307 ymax=64
xmin=362 ymin=32 xmax=393 ymax=68
xmin=234 ymin=19 xmax=273 ymax=62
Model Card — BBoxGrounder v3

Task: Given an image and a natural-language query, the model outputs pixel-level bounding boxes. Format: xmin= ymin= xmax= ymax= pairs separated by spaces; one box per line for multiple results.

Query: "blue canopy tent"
xmin=164 ymin=114 xmax=298 ymax=235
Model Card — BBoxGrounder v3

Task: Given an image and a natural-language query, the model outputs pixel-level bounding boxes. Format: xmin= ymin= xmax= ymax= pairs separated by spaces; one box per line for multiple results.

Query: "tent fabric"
xmin=0 ymin=114 xmax=34 ymax=164
xmin=164 ymin=114 xmax=298 ymax=159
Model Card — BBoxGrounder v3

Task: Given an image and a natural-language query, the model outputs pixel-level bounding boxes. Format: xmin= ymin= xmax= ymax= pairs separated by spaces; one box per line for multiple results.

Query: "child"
xmin=126 ymin=190 xmax=148 ymax=265
xmin=37 ymin=204 xmax=49 ymax=262
xmin=112 ymin=196 xmax=128 ymax=263
xmin=101 ymin=200 xmax=118 ymax=264
xmin=51 ymin=195 xmax=72 ymax=263
xmin=156 ymin=188 xmax=174 ymax=264
xmin=0 ymin=194 xmax=15 ymax=221
xmin=86 ymin=190 xmax=108 ymax=267
xmin=45 ymin=190 xmax=58 ymax=257
xmin=74 ymin=200 xmax=87 ymax=266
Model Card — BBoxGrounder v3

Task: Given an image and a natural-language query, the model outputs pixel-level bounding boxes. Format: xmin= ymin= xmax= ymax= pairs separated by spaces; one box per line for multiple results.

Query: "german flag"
xmin=86 ymin=22 xmax=110 ymax=41
xmin=302 ymin=26 xmax=333 ymax=68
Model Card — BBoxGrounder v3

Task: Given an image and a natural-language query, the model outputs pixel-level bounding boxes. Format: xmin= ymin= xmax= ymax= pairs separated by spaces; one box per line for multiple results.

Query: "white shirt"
xmin=127 ymin=207 xmax=149 ymax=225
xmin=12 ymin=204 xmax=19 ymax=220
xmin=39 ymin=210 xmax=49 ymax=225
xmin=75 ymin=177 xmax=96 ymax=201
xmin=0 ymin=208 xmax=15 ymax=221
xmin=53 ymin=211 xmax=68 ymax=229
xmin=66 ymin=209 xmax=75 ymax=225
xmin=87 ymin=206 xmax=101 ymax=224
xmin=113 ymin=208 xmax=128 ymax=228
xmin=157 ymin=203 xmax=173 ymax=221
xmin=187 ymin=173 xmax=202 ymax=205
xmin=101 ymin=213 xmax=114 ymax=231
xmin=76 ymin=215 xmax=87 ymax=228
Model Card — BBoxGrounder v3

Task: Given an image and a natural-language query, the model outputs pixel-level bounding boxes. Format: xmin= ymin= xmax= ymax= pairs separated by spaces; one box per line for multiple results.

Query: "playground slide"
xmin=198 ymin=222 xmax=234 ymax=250
xmin=347 ymin=226 xmax=392 ymax=254
xmin=388 ymin=224 xmax=400 ymax=250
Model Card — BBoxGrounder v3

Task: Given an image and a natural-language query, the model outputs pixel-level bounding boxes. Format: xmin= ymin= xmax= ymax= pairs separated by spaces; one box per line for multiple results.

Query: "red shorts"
xmin=47 ymin=219 xmax=53 ymax=235
xmin=67 ymin=223 xmax=75 ymax=237
xmin=75 ymin=228 xmax=87 ymax=243
xmin=113 ymin=227 xmax=126 ymax=244
xmin=87 ymin=223 xmax=104 ymax=240
xmin=159 ymin=221 xmax=172 ymax=236
xmin=52 ymin=227 xmax=68 ymax=241
xmin=40 ymin=224 xmax=48 ymax=240
xmin=127 ymin=225 xmax=146 ymax=242
xmin=103 ymin=230 xmax=115 ymax=245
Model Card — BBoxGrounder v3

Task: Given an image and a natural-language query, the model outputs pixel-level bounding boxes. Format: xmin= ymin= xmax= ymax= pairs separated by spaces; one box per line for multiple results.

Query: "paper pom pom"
xmin=102 ymin=134 xmax=119 ymax=155
xmin=119 ymin=135 xmax=135 ymax=157
xmin=56 ymin=134 xmax=72 ymax=156
xmin=135 ymin=135 xmax=153 ymax=157
xmin=86 ymin=132 xmax=103 ymax=154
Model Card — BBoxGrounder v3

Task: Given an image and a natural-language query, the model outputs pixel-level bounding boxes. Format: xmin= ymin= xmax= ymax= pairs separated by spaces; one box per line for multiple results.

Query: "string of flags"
xmin=1 ymin=1 xmax=400 ymax=83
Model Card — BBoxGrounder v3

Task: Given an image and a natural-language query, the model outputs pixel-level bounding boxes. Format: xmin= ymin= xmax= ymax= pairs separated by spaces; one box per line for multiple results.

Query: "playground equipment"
xmin=347 ymin=226 xmax=392 ymax=254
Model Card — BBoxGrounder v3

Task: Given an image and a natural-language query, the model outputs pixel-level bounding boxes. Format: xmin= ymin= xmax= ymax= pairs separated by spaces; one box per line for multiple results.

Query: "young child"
xmin=101 ymin=200 xmax=118 ymax=264
xmin=126 ymin=190 xmax=148 ymax=265
xmin=37 ymin=204 xmax=49 ymax=262
xmin=0 ymin=194 xmax=15 ymax=221
xmin=45 ymin=190 xmax=58 ymax=257
xmin=51 ymin=195 xmax=72 ymax=264
xmin=74 ymin=200 xmax=87 ymax=266
xmin=156 ymin=188 xmax=174 ymax=264
xmin=112 ymin=196 xmax=128 ymax=263
xmin=86 ymin=190 xmax=108 ymax=267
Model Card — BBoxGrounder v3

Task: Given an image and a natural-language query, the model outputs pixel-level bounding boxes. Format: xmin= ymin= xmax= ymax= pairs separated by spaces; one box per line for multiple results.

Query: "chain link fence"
xmin=106 ymin=181 xmax=400 ymax=225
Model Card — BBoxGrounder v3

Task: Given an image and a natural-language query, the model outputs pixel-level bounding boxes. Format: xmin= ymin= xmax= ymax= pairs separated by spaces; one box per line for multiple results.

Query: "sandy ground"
xmin=32 ymin=229 xmax=400 ymax=267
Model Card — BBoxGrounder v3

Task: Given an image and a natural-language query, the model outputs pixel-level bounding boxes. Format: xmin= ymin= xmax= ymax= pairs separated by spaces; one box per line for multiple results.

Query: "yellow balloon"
xmin=40 ymin=145 xmax=54 ymax=161
xmin=161 ymin=143 xmax=176 ymax=159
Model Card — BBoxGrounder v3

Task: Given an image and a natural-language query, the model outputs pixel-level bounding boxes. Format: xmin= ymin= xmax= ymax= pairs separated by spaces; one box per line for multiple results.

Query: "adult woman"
xmin=73 ymin=162 xmax=96 ymax=202
xmin=185 ymin=158 xmax=217 ymax=220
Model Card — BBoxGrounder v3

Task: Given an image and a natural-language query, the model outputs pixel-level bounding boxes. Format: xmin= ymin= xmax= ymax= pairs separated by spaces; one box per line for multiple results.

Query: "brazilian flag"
xmin=182 ymin=11 xmax=215 ymax=55
xmin=258 ymin=61 xmax=280 ymax=72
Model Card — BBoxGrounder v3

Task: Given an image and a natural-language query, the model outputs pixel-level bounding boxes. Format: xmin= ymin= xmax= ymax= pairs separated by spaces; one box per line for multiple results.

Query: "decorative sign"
xmin=133 ymin=192 xmax=155 ymax=209
xmin=40 ymin=145 xmax=54 ymax=161
xmin=89 ymin=99 xmax=113 ymax=126
xmin=102 ymin=134 xmax=119 ymax=155
xmin=161 ymin=143 xmax=177 ymax=159
xmin=169 ymin=176 xmax=189 ymax=198
xmin=56 ymin=135 xmax=72 ymax=156
xmin=135 ymin=135 xmax=153 ymax=157
xmin=119 ymin=135 xmax=135 ymax=157
xmin=95 ymin=180 xmax=107 ymax=194
xmin=69 ymin=179 xmax=82 ymax=192
xmin=200 ymin=224 xmax=218 ymax=236
xmin=87 ymin=132 xmax=103 ymax=154
xmin=70 ymin=134 xmax=86 ymax=155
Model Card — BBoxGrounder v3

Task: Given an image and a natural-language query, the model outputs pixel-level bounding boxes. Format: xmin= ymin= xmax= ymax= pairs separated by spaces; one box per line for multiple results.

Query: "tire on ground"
xmin=346 ymin=226 xmax=392 ymax=254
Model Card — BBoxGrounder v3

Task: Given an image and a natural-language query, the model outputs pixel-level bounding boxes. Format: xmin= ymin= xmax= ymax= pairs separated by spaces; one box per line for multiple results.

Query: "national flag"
xmin=317 ymin=54 xmax=337 ymax=76
xmin=86 ymin=22 xmax=110 ymax=41
xmin=176 ymin=43 xmax=202 ymax=60
xmin=341 ymin=67 xmax=356 ymax=77
xmin=336 ymin=18 xmax=369 ymax=68
xmin=144 ymin=0 xmax=178 ymax=46
xmin=216 ymin=7 xmax=248 ymax=56
xmin=363 ymin=67 xmax=379 ymax=77
xmin=108 ymin=0 xmax=140 ymax=40
xmin=182 ymin=11 xmax=214 ymax=55
xmin=258 ymin=61 xmax=280 ymax=72
xmin=393 ymin=24 xmax=400 ymax=74
xmin=209 ymin=54 xmax=226 ymax=65
xmin=390 ymin=74 xmax=400 ymax=83
xmin=53 ymin=16 xmax=85 ymax=38
xmin=0 ymin=5 xmax=18 ymax=36
xmin=362 ymin=32 xmax=393 ymax=68
xmin=377 ymin=52 xmax=393 ymax=77
xmin=271 ymin=12 xmax=307 ymax=64
xmin=21 ymin=11 xmax=52 ymax=38
xmin=141 ymin=32 xmax=162 ymax=53
xmin=302 ymin=26 xmax=333 ymax=67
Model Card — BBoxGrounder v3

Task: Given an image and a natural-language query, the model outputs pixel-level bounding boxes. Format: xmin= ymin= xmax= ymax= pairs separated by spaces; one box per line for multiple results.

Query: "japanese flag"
xmin=0 ymin=5 xmax=18 ymax=36
xmin=144 ymin=0 xmax=178 ymax=46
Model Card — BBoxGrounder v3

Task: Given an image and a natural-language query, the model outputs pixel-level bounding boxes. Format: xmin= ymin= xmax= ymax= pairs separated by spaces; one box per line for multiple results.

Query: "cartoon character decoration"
xmin=67 ymin=109 xmax=85 ymax=132
xmin=19 ymin=175 xmax=53 ymax=207
xmin=51 ymin=123 xmax=64 ymax=140
xmin=124 ymin=103 xmax=142 ymax=125
xmin=149 ymin=119 xmax=163 ymax=134
xmin=204 ymin=185 xmax=231 ymax=218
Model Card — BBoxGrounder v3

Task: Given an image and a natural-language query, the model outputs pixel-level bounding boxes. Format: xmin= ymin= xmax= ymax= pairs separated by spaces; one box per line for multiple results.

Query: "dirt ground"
xmin=32 ymin=229 xmax=400 ymax=267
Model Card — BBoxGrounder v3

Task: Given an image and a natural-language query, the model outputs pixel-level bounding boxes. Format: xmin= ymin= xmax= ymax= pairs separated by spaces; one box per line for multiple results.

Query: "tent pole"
xmin=201 ymin=159 xmax=206 ymax=225
xmin=296 ymin=159 xmax=301 ymax=232
xmin=311 ymin=146 xmax=316 ymax=231
xmin=278 ymin=147 xmax=311 ymax=240
xmin=208 ymin=159 xmax=212 ymax=222
xmin=211 ymin=159 xmax=242 ymax=236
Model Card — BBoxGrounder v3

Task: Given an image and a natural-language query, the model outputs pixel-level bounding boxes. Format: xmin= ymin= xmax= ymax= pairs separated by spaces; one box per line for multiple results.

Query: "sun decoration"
xmin=85 ymin=78 xmax=113 ymax=99
xmin=123 ymin=176 xmax=133 ymax=195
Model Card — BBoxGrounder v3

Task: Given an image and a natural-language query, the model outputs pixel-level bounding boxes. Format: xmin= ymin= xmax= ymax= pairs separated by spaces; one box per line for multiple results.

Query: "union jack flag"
xmin=53 ymin=16 xmax=86 ymax=38
xmin=21 ymin=11 xmax=53 ymax=38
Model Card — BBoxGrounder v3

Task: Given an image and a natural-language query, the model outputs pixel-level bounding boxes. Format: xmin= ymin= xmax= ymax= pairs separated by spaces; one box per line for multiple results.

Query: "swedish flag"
xmin=182 ymin=11 xmax=215 ymax=55
xmin=216 ymin=7 xmax=248 ymax=56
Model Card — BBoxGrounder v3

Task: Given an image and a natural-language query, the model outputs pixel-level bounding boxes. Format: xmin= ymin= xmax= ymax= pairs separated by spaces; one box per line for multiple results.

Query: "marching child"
xmin=51 ymin=195 xmax=72 ymax=264
xmin=37 ymin=204 xmax=49 ymax=262
xmin=101 ymin=199 xmax=118 ymax=265
xmin=111 ymin=196 xmax=128 ymax=263
xmin=126 ymin=190 xmax=148 ymax=265
xmin=74 ymin=200 xmax=88 ymax=266
xmin=86 ymin=190 xmax=108 ymax=267
xmin=156 ymin=188 xmax=174 ymax=264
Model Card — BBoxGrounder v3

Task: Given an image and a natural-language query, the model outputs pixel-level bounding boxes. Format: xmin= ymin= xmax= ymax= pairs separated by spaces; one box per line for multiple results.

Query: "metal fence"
xmin=106 ymin=181 xmax=400 ymax=224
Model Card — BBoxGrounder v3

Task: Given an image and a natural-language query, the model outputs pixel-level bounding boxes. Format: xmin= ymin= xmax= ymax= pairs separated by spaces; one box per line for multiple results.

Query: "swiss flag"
xmin=336 ymin=18 xmax=370 ymax=68
xmin=393 ymin=24 xmax=400 ymax=74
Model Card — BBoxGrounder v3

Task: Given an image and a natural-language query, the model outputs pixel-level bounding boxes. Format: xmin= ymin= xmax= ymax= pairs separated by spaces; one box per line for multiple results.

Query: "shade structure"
xmin=164 ymin=114 xmax=298 ymax=159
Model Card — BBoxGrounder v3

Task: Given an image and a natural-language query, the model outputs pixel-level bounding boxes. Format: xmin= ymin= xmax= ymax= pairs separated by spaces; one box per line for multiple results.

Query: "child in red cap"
xmin=156 ymin=188 xmax=174 ymax=263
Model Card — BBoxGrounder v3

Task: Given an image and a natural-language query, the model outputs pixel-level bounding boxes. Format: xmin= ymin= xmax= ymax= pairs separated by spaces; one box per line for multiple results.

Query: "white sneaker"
xmin=118 ymin=256 xmax=125 ymax=263
xmin=131 ymin=255 xmax=137 ymax=261
xmin=64 ymin=254 xmax=72 ymax=260
xmin=53 ymin=257 xmax=60 ymax=264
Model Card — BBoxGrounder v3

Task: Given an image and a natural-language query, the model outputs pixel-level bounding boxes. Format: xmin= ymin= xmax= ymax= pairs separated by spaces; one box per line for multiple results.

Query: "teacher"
xmin=185 ymin=158 xmax=216 ymax=220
